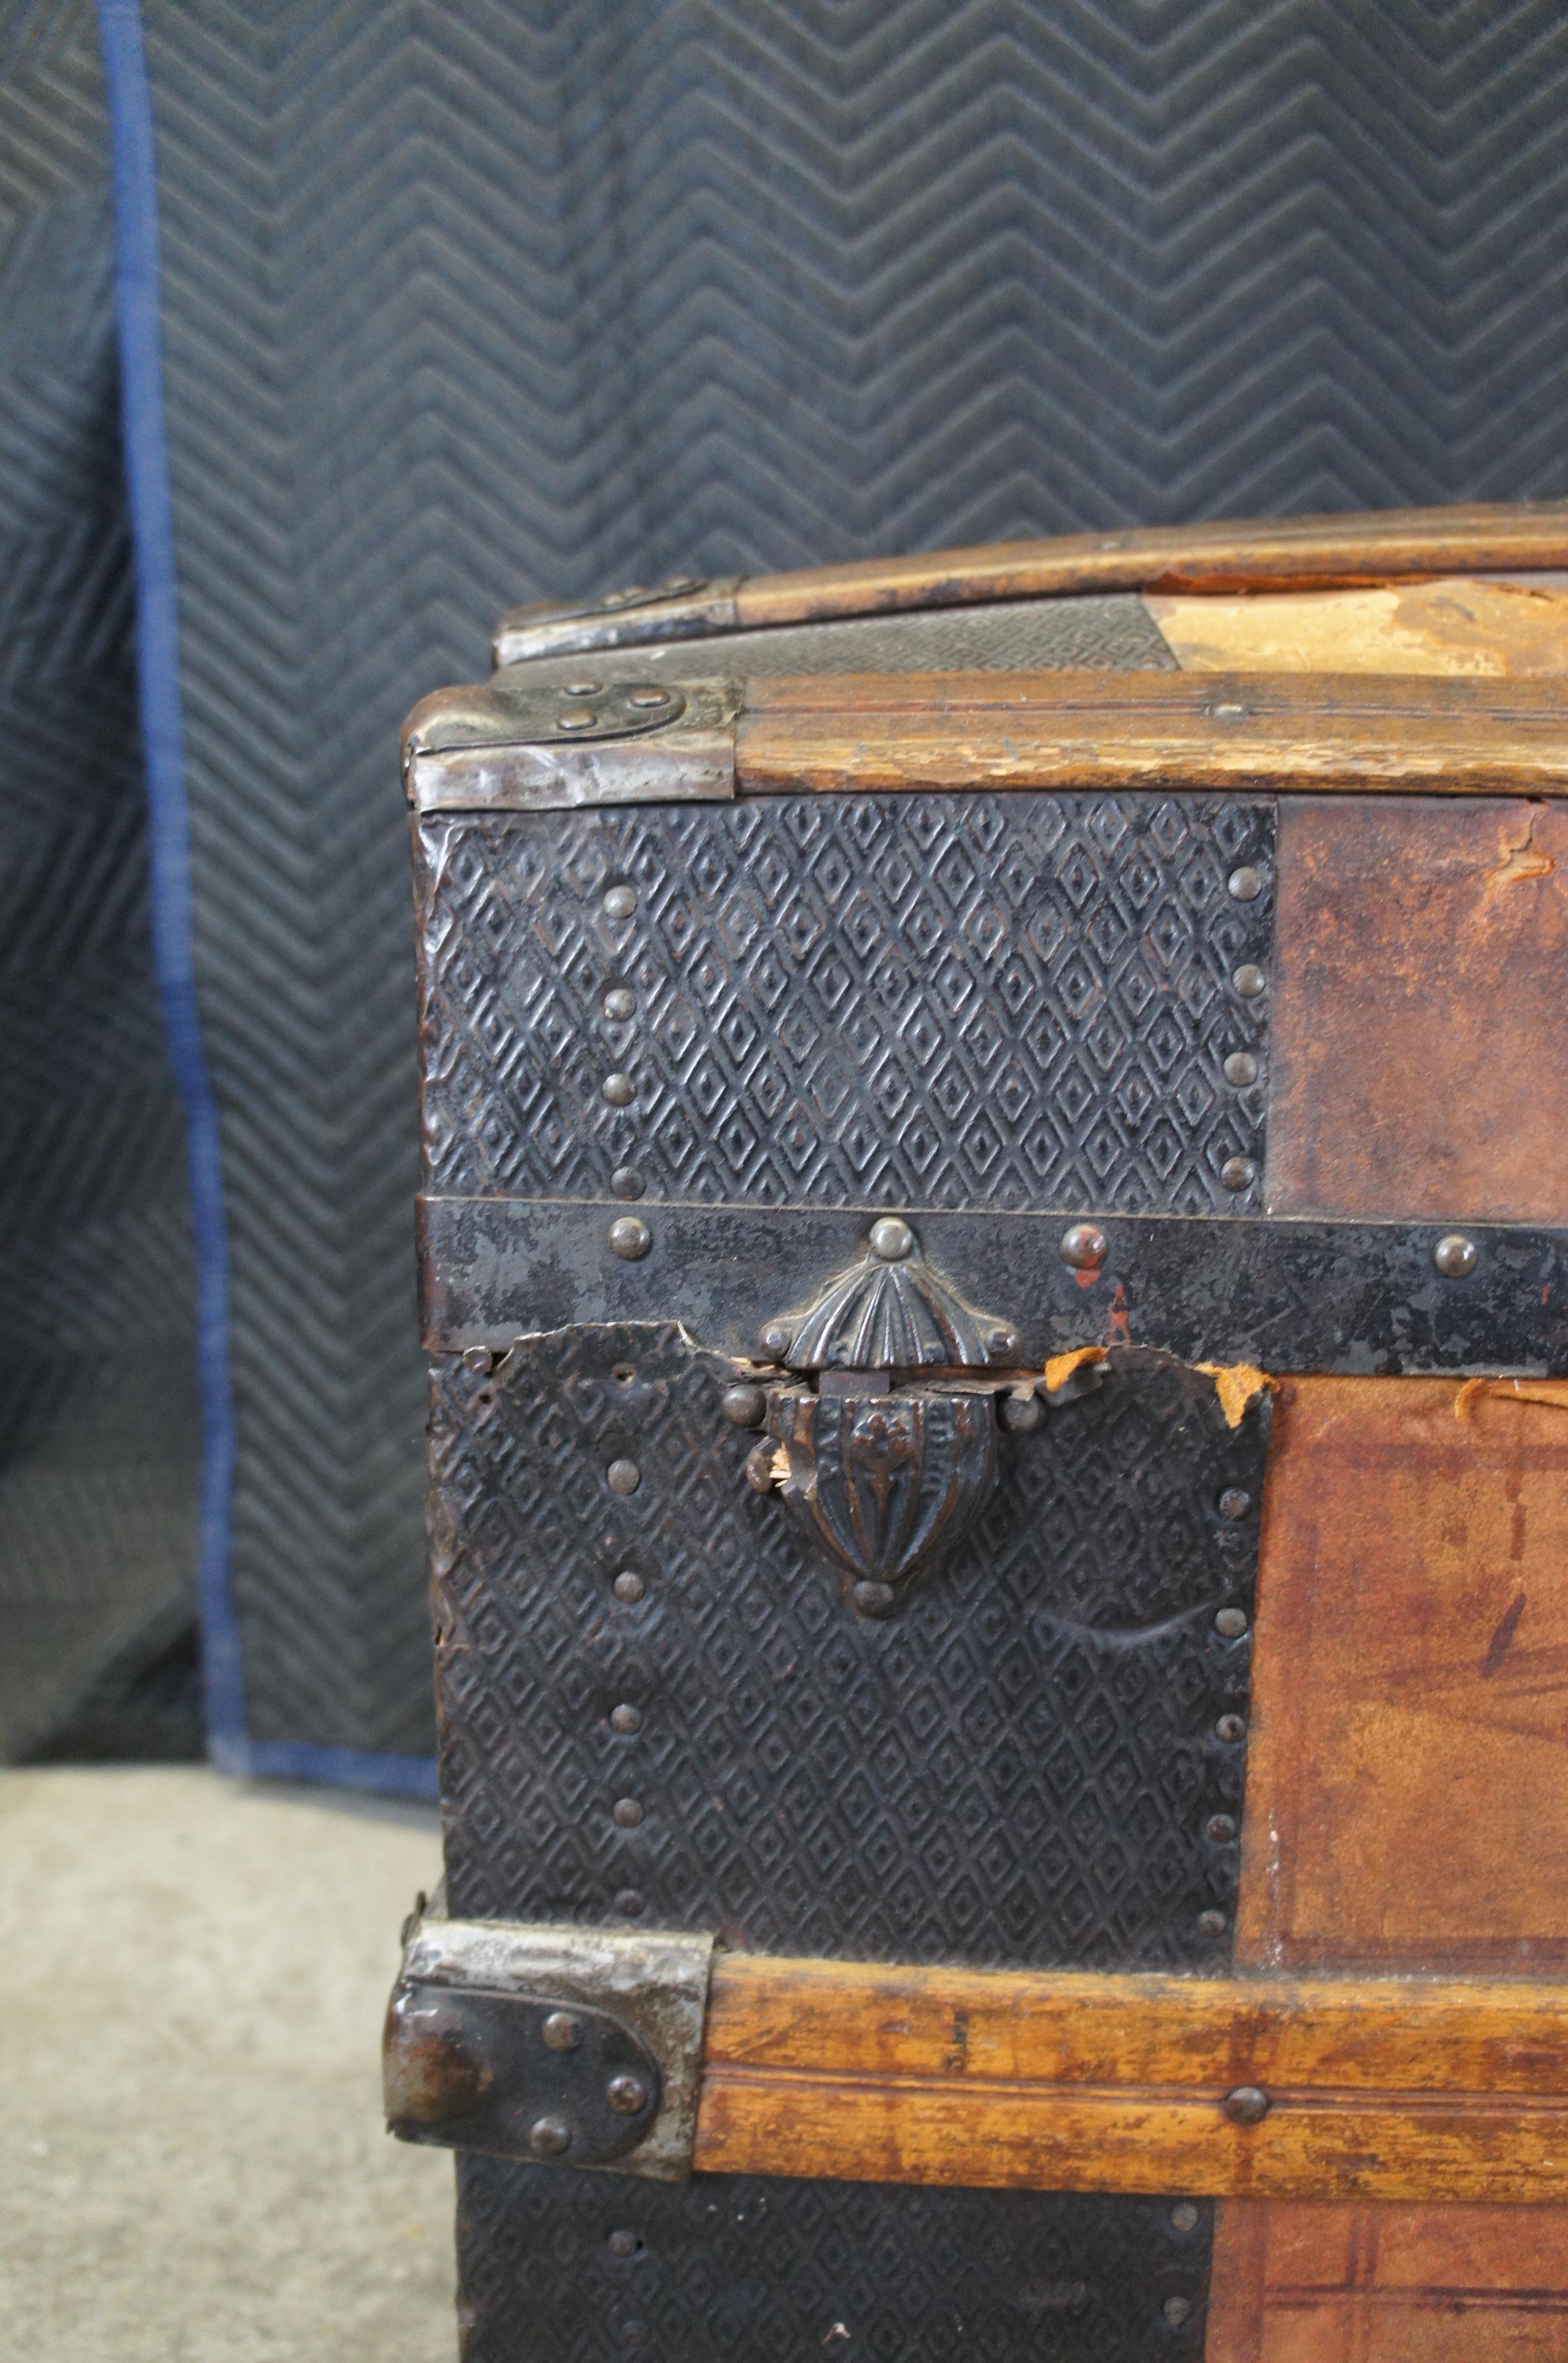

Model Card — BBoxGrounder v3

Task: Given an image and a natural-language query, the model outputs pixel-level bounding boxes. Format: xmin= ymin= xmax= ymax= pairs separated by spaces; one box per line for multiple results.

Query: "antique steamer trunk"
xmin=390 ymin=504 xmax=1568 ymax=2361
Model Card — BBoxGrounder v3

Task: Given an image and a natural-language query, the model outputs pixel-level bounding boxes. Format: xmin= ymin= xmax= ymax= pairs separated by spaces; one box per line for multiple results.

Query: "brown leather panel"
xmin=1148 ymin=578 xmax=1568 ymax=676
xmin=1237 ymin=1374 xmax=1568 ymax=1977
xmin=1265 ymin=795 xmax=1568 ymax=1223
xmin=734 ymin=503 xmax=1568 ymax=625
xmin=1212 ymin=1374 xmax=1568 ymax=2356
xmin=1208 ymin=2201 xmax=1568 ymax=2362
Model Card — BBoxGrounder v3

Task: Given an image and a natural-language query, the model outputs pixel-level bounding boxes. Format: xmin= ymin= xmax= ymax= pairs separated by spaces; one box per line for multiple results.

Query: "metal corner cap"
xmin=492 ymin=576 xmax=744 ymax=665
xmin=407 ymin=679 xmax=742 ymax=814
xmin=403 ymin=681 xmax=493 ymax=764
xmin=395 ymin=1915 xmax=715 ymax=2180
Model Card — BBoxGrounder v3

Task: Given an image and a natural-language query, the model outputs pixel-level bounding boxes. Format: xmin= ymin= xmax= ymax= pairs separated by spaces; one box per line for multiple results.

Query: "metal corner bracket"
xmin=383 ymin=1909 xmax=714 ymax=2180
xmin=403 ymin=676 xmax=741 ymax=814
xmin=491 ymin=574 xmax=744 ymax=666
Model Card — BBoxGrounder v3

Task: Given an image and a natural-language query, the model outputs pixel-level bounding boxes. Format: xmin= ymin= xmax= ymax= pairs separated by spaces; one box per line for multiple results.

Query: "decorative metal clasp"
xmin=737 ymin=1217 xmax=1048 ymax=1619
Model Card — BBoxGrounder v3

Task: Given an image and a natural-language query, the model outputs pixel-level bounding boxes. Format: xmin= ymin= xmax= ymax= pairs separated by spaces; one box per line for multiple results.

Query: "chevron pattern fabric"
xmin=0 ymin=0 xmax=200 ymax=1761
xmin=138 ymin=0 xmax=1568 ymax=1759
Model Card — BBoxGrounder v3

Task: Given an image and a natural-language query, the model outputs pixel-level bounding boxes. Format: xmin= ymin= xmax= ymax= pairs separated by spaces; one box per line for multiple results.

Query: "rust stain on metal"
xmin=383 ymin=1987 xmax=493 ymax=2125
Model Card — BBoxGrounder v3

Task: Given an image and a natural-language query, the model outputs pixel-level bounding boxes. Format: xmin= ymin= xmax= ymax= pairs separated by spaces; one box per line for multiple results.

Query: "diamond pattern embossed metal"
xmin=432 ymin=1328 xmax=1264 ymax=1969
xmin=416 ymin=793 xmax=1274 ymax=1215
xmin=456 ymin=2158 xmax=1212 ymax=2363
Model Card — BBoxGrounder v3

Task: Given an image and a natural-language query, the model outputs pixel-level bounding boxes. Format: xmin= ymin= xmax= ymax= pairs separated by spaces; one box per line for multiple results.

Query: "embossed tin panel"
xmin=416 ymin=791 xmax=1274 ymax=1216
xmin=420 ymin=782 xmax=1276 ymax=2360
xmin=456 ymin=2160 xmax=1212 ymax=2362
xmin=432 ymin=1329 xmax=1264 ymax=1965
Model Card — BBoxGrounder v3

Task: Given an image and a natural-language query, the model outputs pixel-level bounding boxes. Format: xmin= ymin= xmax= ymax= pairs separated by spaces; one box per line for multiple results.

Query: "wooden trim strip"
xmin=691 ymin=1953 xmax=1568 ymax=2203
xmin=732 ymin=669 xmax=1568 ymax=798
xmin=735 ymin=503 xmax=1568 ymax=627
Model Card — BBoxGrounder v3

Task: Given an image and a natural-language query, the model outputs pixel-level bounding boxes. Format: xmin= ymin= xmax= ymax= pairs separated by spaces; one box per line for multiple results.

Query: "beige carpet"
xmin=1 ymin=1766 xmax=456 ymax=2360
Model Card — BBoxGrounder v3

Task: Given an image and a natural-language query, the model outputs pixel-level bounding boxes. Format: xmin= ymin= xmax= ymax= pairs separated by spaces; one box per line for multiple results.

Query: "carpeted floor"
xmin=1 ymin=1766 xmax=454 ymax=2361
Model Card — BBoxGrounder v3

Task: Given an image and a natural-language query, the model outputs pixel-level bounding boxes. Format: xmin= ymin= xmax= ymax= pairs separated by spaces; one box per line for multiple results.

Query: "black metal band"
xmin=419 ymin=1195 xmax=1568 ymax=1376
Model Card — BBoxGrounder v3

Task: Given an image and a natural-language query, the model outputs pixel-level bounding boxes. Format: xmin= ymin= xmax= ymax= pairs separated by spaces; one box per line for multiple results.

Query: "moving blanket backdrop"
xmin=10 ymin=0 xmax=1565 ymax=1784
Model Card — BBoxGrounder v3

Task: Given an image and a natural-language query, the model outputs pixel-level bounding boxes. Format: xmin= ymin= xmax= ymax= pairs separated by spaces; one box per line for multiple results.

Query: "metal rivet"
xmin=1220 ymin=1157 xmax=1255 ymax=1191
xmin=611 ymin=1166 xmax=645 ymax=1200
xmin=852 ymin=1580 xmax=895 ymax=1618
xmin=607 ymin=2072 xmax=650 ymax=2113
xmin=607 ymin=2230 xmax=638 ymax=2260
xmin=1197 ymin=1909 xmax=1228 ymax=1938
xmin=987 ymin=1325 xmax=1021 ymax=1358
xmin=1435 ymin=1232 xmax=1478 ymax=1278
xmin=1218 ymin=1487 xmax=1251 ymax=1521
xmin=628 ymin=688 xmax=671 ymax=708
xmin=612 ymin=1572 xmax=645 ymax=1603
xmin=603 ymin=987 xmax=636 ymax=1020
xmin=1206 ymin=1814 xmax=1238 ymax=1844
xmin=1170 ymin=2202 xmax=1199 ymax=2234
xmin=462 ymin=1346 xmax=493 ymax=1373
xmin=603 ymin=1072 xmax=635 ymax=1107
xmin=607 ymin=1458 xmax=640 ymax=1495
xmin=603 ymin=885 xmax=637 ymax=921
xmin=760 ymin=1323 xmax=791 ymax=1359
xmin=613 ymin=1797 xmax=644 ymax=1828
xmin=1214 ymin=1607 xmax=1249 ymax=1639
xmin=1222 ymin=1050 xmax=1258 ymax=1088
xmin=1163 ymin=2295 xmax=1194 ymax=2327
xmin=610 ymin=1703 xmax=642 ymax=1733
xmin=541 ymin=2011 xmax=581 ymax=2052
xmin=1223 ymin=2085 xmax=1271 ymax=2126
xmin=1001 ymin=1390 xmax=1044 ymax=1435
xmin=1060 ymin=1221 xmax=1108 ymax=1271
xmin=722 ymin=1383 xmax=767 ymax=1429
xmin=1216 ymin=1713 xmax=1247 ymax=1743
xmin=1212 ymin=701 xmax=1248 ymax=719
xmin=608 ymin=1215 xmax=651 ymax=1260
xmin=564 ymin=680 xmax=603 ymax=697
xmin=1232 ymin=964 xmax=1267 ymax=999
xmin=558 ymin=709 xmax=598 ymax=730
xmin=528 ymin=2115 xmax=571 ymax=2158
xmin=744 ymin=1441 xmax=779 ymax=1493
xmin=613 ymin=1889 xmax=645 ymax=1919
xmin=868 ymin=1215 xmax=915 ymax=1262
xmin=1228 ymin=865 xmax=1265 ymax=902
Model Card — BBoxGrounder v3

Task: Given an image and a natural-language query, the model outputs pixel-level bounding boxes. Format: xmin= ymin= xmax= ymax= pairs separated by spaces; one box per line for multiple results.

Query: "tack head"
xmin=1059 ymin=1222 xmax=1108 ymax=1271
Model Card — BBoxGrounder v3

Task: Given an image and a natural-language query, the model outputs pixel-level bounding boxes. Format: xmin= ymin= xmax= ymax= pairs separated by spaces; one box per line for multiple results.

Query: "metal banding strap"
xmin=416 ymin=1199 xmax=1568 ymax=1377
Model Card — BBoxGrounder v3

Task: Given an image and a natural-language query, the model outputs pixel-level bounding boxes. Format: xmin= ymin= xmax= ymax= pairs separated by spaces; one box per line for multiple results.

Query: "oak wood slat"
xmin=735 ymin=503 xmax=1568 ymax=625
xmin=690 ymin=1954 xmax=1568 ymax=2203
xmin=732 ymin=670 xmax=1568 ymax=799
